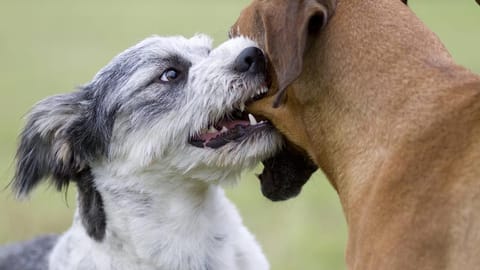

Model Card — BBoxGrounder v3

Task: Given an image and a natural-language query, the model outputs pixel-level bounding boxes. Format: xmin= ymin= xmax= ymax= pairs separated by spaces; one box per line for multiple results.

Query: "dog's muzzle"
xmin=189 ymin=47 xmax=272 ymax=149
xmin=233 ymin=47 xmax=266 ymax=74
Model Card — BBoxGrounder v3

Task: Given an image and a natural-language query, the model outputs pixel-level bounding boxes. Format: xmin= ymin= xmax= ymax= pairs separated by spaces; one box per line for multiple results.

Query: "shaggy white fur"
xmin=8 ymin=35 xmax=282 ymax=270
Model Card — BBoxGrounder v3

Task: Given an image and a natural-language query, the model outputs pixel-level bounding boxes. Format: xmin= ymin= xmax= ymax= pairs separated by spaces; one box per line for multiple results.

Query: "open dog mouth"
xmin=189 ymin=88 xmax=271 ymax=149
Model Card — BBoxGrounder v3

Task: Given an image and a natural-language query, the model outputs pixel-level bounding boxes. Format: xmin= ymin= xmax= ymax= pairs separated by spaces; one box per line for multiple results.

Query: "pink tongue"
xmin=198 ymin=133 xmax=218 ymax=141
xmin=217 ymin=119 xmax=250 ymax=129
xmin=198 ymin=120 xmax=250 ymax=141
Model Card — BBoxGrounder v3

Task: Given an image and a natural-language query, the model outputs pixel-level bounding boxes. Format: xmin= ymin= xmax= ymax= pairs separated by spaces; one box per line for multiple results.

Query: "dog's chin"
xmin=189 ymin=124 xmax=282 ymax=167
xmin=183 ymin=76 xmax=284 ymax=181
xmin=189 ymin=117 xmax=273 ymax=149
xmin=187 ymin=75 xmax=280 ymax=150
xmin=181 ymin=129 xmax=282 ymax=185
xmin=181 ymin=117 xmax=282 ymax=184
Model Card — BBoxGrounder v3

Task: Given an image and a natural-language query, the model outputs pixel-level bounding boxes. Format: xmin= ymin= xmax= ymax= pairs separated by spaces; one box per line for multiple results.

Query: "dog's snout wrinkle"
xmin=234 ymin=47 xmax=266 ymax=74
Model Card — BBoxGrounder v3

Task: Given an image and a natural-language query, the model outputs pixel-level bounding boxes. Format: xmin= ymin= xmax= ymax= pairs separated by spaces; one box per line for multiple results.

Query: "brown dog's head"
xmin=231 ymin=0 xmax=336 ymax=107
xmin=231 ymin=0 xmax=337 ymax=201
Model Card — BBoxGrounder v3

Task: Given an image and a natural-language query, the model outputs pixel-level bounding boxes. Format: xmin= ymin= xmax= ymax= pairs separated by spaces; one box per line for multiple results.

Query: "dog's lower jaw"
xmin=48 ymin=176 xmax=269 ymax=270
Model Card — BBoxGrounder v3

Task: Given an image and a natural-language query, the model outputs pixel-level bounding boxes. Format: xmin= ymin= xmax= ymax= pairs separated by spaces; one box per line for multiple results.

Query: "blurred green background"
xmin=0 ymin=0 xmax=478 ymax=269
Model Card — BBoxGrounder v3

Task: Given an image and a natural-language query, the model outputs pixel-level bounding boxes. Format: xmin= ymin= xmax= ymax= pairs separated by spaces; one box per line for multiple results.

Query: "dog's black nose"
xmin=233 ymin=47 xmax=266 ymax=74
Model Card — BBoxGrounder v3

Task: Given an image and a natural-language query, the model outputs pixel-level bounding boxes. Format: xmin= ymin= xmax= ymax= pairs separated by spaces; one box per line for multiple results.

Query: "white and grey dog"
xmin=0 ymin=35 xmax=282 ymax=270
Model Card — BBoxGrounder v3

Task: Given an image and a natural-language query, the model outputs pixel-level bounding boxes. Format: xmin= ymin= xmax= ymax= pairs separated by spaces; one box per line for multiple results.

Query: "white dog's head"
xmin=13 ymin=35 xmax=282 ymax=240
xmin=105 ymin=35 xmax=283 ymax=181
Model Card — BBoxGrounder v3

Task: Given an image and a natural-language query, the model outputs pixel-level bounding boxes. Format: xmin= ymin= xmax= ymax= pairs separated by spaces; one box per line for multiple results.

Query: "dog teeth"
xmin=248 ymin=113 xmax=258 ymax=125
xmin=208 ymin=126 xmax=218 ymax=133
xmin=221 ymin=126 xmax=228 ymax=133
xmin=249 ymin=88 xmax=268 ymax=100
xmin=239 ymin=103 xmax=245 ymax=112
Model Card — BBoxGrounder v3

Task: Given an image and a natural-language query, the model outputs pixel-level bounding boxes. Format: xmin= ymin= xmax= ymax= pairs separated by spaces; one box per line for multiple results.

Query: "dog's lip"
xmin=189 ymin=79 xmax=271 ymax=149
xmin=189 ymin=114 xmax=271 ymax=149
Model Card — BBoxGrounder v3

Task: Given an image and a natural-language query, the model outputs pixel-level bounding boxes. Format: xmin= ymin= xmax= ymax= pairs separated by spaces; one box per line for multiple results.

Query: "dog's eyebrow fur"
xmin=131 ymin=53 xmax=193 ymax=91
xmin=163 ymin=54 xmax=192 ymax=71
xmin=114 ymin=54 xmax=193 ymax=130
xmin=90 ymin=50 xmax=149 ymax=96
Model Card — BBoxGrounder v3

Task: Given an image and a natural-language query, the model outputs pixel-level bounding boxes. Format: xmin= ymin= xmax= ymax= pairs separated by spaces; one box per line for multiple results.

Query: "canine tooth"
xmin=240 ymin=103 xmax=245 ymax=112
xmin=208 ymin=126 xmax=218 ymax=133
xmin=221 ymin=126 xmax=228 ymax=132
xmin=248 ymin=113 xmax=258 ymax=125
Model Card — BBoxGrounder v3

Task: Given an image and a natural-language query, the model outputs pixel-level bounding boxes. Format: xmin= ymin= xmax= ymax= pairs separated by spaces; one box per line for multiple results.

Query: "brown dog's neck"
xmin=332 ymin=82 xmax=480 ymax=267
xmin=250 ymin=0 xmax=480 ymax=265
xmin=305 ymin=0 xmax=480 ymax=217
xmin=298 ymin=0 xmax=480 ymax=266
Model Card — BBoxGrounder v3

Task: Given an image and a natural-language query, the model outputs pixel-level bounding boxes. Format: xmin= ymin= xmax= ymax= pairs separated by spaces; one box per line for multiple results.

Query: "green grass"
xmin=0 ymin=0 xmax=478 ymax=269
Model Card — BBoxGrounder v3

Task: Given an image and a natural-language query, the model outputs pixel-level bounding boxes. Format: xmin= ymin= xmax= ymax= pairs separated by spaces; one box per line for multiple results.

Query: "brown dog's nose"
xmin=234 ymin=47 xmax=266 ymax=74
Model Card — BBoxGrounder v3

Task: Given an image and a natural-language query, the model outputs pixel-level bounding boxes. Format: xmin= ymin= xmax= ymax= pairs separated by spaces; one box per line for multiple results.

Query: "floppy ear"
xmin=13 ymin=92 xmax=90 ymax=197
xmin=250 ymin=0 xmax=336 ymax=107
xmin=13 ymin=90 xmax=110 ymax=241
xmin=13 ymin=88 xmax=116 ymax=197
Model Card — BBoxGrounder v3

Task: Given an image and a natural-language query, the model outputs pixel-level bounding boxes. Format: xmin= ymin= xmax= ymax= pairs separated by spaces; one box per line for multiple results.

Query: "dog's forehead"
xmin=209 ymin=36 xmax=258 ymax=59
xmin=89 ymin=35 xmax=213 ymax=92
xmin=134 ymin=35 xmax=212 ymax=61
xmin=98 ymin=35 xmax=212 ymax=76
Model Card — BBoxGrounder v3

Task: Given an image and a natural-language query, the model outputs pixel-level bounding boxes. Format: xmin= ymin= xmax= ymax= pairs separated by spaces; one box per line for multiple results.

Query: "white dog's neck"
xmin=49 ymin=171 xmax=266 ymax=270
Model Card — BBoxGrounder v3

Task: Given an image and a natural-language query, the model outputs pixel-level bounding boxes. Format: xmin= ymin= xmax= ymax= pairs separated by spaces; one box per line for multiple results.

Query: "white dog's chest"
xmin=48 ymin=187 xmax=268 ymax=270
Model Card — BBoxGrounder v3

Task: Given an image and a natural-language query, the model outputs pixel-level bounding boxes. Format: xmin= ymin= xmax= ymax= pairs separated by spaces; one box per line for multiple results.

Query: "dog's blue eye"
xmin=160 ymin=69 xmax=179 ymax=82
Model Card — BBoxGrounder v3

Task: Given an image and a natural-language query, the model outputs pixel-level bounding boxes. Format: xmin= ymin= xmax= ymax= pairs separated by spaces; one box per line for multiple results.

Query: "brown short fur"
xmin=233 ymin=0 xmax=480 ymax=269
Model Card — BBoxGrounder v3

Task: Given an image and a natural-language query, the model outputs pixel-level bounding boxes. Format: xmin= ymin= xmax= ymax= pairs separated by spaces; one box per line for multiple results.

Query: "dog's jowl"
xmin=0 ymin=35 xmax=281 ymax=270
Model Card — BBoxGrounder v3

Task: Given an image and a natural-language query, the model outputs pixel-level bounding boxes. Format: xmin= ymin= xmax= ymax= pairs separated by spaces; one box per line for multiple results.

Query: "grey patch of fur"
xmin=13 ymin=37 xmax=197 ymax=199
xmin=0 ymin=235 xmax=58 ymax=270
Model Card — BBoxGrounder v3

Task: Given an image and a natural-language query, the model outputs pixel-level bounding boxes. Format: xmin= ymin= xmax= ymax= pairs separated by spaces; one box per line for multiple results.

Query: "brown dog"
xmin=232 ymin=0 xmax=480 ymax=269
